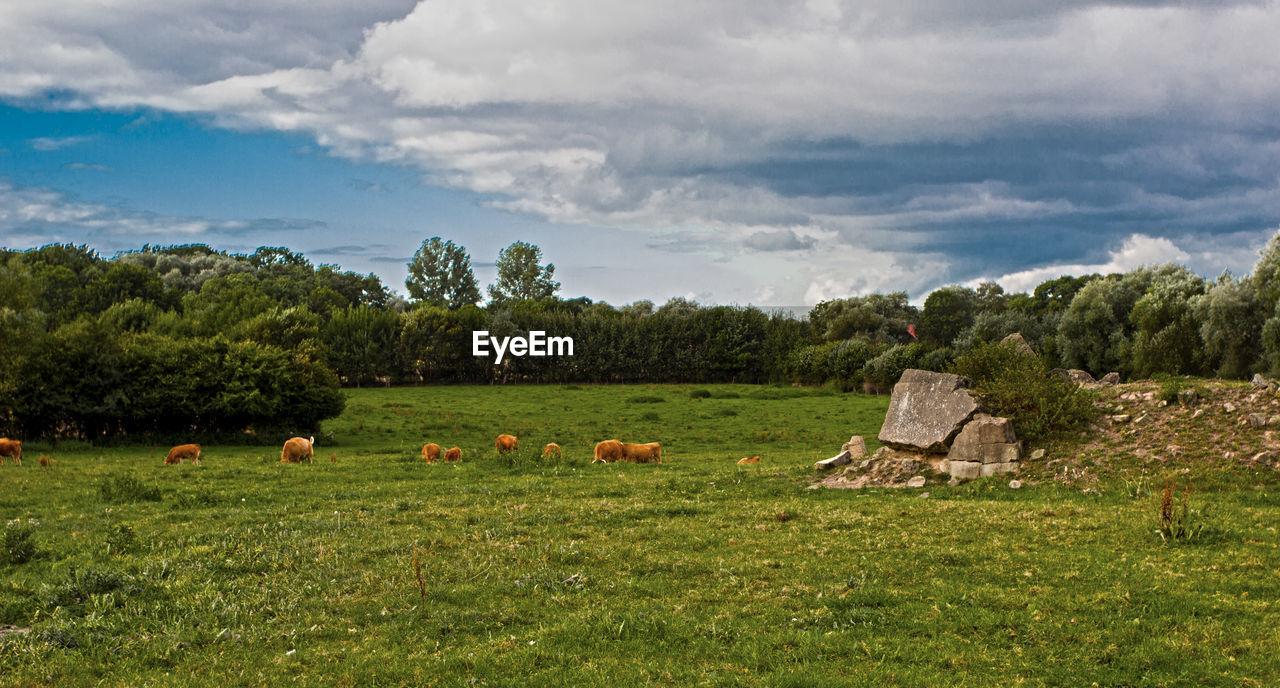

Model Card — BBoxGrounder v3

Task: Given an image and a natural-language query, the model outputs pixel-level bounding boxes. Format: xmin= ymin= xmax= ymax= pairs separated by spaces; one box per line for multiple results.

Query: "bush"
xmin=861 ymin=343 xmax=927 ymax=388
xmin=949 ymin=340 xmax=1096 ymax=444
xmin=627 ymin=395 xmax=665 ymax=404
xmin=688 ymin=389 xmax=712 ymax=399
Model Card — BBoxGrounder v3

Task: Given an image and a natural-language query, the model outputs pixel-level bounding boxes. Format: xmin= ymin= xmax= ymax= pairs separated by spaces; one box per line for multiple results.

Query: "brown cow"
xmin=542 ymin=442 xmax=562 ymax=459
xmin=422 ymin=443 xmax=441 ymax=463
xmin=495 ymin=434 xmax=519 ymax=454
xmin=443 ymin=446 xmax=462 ymax=462
xmin=165 ymin=443 xmax=202 ymax=465
xmin=592 ymin=439 xmax=624 ymax=463
xmin=621 ymin=442 xmax=662 ymax=463
xmin=281 ymin=436 xmax=314 ymax=463
xmin=0 ymin=438 xmax=22 ymax=465
xmin=737 ymin=455 xmax=761 ymax=464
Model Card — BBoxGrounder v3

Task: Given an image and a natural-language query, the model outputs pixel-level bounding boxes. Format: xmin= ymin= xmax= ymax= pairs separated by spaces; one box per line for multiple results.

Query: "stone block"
xmin=814 ymin=450 xmax=852 ymax=470
xmin=948 ymin=460 xmax=981 ymax=480
xmin=980 ymin=462 xmax=1018 ymax=477
xmin=878 ymin=370 xmax=982 ymax=453
xmin=842 ymin=435 xmax=868 ymax=458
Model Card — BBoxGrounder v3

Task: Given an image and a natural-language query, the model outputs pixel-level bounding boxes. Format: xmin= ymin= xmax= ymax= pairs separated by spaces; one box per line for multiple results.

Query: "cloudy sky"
xmin=2 ymin=1 xmax=1278 ymax=306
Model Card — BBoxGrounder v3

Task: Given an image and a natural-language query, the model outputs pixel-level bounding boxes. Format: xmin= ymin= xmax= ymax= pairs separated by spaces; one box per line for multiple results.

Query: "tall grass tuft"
xmin=1158 ymin=477 xmax=1206 ymax=542
xmin=99 ymin=474 xmax=164 ymax=503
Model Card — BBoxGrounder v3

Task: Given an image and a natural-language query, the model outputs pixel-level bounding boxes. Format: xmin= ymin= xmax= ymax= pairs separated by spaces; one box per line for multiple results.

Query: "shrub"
xmin=861 ymin=343 xmax=927 ymax=388
xmin=626 ymin=395 xmax=665 ymax=404
xmin=688 ymin=389 xmax=712 ymax=399
xmin=949 ymin=340 xmax=1096 ymax=444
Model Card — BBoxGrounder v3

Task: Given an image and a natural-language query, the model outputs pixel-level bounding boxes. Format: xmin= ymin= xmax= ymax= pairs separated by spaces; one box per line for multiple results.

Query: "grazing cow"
xmin=622 ymin=442 xmax=662 ymax=464
xmin=542 ymin=442 xmax=562 ymax=459
xmin=0 ymin=438 xmax=22 ymax=464
xmin=165 ymin=443 xmax=202 ymax=465
xmin=737 ymin=456 xmax=761 ymax=464
xmin=281 ymin=436 xmax=314 ymax=463
xmin=443 ymin=446 xmax=462 ymax=462
xmin=38 ymin=455 xmax=51 ymax=467
xmin=494 ymin=434 xmax=519 ymax=454
xmin=592 ymin=439 xmax=624 ymax=463
xmin=422 ymin=443 xmax=442 ymax=463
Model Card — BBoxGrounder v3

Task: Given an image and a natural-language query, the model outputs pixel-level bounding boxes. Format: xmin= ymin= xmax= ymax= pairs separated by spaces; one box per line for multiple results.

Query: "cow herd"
xmin=417 ymin=435 xmax=662 ymax=464
xmin=0 ymin=433 xmax=760 ymax=469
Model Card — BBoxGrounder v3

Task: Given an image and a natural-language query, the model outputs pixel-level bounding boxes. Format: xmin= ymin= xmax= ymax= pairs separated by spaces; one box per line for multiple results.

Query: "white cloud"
xmin=0 ymin=179 xmax=323 ymax=244
xmin=30 ymin=136 xmax=92 ymax=151
xmin=803 ymin=250 xmax=952 ymax=305
xmin=977 ymin=233 xmax=1191 ymax=293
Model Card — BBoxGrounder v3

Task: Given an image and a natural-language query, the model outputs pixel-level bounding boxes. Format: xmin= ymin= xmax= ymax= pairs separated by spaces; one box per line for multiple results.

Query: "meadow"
xmin=2 ymin=384 xmax=1278 ymax=686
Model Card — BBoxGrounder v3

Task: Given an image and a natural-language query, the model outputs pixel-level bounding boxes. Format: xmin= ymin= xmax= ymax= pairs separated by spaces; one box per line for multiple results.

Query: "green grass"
xmin=2 ymin=384 xmax=1278 ymax=686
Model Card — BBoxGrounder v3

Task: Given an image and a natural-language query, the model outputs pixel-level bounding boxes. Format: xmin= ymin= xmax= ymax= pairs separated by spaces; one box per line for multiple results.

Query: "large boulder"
xmin=1000 ymin=333 xmax=1037 ymax=357
xmin=878 ymin=369 xmax=983 ymax=453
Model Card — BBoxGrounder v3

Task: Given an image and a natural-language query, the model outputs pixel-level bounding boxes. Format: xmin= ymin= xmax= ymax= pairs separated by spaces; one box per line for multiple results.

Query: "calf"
xmin=494 ymin=434 xmax=519 ymax=454
xmin=592 ymin=439 xmax=624 ymax=463
xmin=542 ymin=442 xmax=562 ymax=459
xmin=443 ymin=446 xmax=462 ymax=462
xmin=165 ymin=443 xmax=202 ymax=465
xmin=281 ymin=436 xmax=314 ymax=463
xmin=0 ymin=438 xmax=22 ymax=465
xmin=422 ymin=443 xmax=442 ymax=463
xmin=737 ymin=455 xmax=761 ymax=464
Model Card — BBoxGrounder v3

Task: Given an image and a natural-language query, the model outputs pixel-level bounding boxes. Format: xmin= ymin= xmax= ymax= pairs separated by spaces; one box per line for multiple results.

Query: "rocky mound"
xmin=1039 ymin=378 xmax=1280 ymax=487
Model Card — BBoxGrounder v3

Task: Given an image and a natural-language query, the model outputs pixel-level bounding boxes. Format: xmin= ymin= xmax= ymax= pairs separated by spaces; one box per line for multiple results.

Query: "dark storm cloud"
xmin=3 ymin=0 xmax=1280 ymax=299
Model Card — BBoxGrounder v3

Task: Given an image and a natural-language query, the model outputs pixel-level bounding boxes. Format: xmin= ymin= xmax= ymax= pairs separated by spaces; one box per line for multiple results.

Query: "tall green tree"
xmin=1128 ymin=264 xmax=1208 ymax=378
xmin=1057 ymin=269 xmax=1154 ymax=376
xmin=1195 ymin=272 xmax=1262 ymax=379
xmin=920 ymin=286 xmax=978 ymax=346
xmin=405 ymin=237 xmax=481 ymax=308
xmin=486 ymin=241 xmax=559 ymax=304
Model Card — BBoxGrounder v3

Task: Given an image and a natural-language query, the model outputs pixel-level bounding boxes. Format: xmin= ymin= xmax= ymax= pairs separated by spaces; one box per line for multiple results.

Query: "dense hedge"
xmin=7 ymin=229 xmax=1280 ymax=441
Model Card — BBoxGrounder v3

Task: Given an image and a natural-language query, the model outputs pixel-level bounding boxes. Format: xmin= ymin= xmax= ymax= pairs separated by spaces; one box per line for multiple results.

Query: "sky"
xmin=2 ymin=1 xmax=1279 ymax=307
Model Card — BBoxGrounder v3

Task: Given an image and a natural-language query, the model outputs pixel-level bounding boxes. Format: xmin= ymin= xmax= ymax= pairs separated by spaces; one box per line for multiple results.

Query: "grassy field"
xmin=2 ymin=384 xmax=1278 ymax=686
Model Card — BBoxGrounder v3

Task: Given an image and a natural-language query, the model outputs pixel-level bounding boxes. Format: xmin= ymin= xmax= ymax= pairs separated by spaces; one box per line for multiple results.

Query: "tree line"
xmin=3 ymin=230 xmax=1280 ymax=442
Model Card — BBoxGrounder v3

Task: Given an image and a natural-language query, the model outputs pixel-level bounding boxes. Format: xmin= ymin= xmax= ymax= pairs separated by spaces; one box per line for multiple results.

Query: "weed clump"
xmin=43 ymin=566 xmax=142 ymax=611
xmin=3 ymin=519 xmax=40 ymax=565
xmin=627 ymin=395 xmax=665 ymax=404
xmin=689 ymin=389 xmax=712 ymax=399
xmin=99 ymin=474 xmax=164 ymax=503
xmin=1153 ymin=375 xmax=1207 ymax=406
xmin=1158 ymin=477 xmax=1207 ymax=542
xmin=949 ymin=340 xmax=1096 ymax=444
xmin=105 ymin=523 xmax=137 ymax=556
